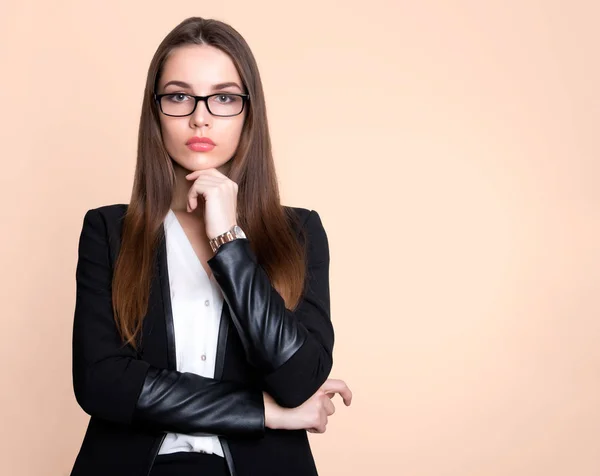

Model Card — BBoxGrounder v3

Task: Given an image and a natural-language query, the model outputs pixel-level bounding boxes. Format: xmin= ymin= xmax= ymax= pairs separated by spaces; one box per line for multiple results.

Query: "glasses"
xmin=154 ymin=92 xmax=250 ymax=117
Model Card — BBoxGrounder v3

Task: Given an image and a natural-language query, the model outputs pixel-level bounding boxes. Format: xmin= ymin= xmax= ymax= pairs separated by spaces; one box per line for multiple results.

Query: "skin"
xmin=155 ymin=44 xmax=352 ymax=432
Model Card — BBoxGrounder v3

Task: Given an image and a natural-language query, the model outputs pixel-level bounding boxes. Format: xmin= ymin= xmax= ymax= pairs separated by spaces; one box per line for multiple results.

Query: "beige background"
xmin=1 ymin=1 xmax=599 ymax=475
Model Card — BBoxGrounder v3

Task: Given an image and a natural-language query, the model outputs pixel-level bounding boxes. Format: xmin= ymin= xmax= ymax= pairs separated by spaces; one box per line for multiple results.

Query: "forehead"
xmin=158 ymin=44 xmax=242 ymax=91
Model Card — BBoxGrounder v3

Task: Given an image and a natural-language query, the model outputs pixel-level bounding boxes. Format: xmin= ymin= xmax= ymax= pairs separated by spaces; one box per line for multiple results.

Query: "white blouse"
xmin=157 ymin=209 xmax=225 ymax=457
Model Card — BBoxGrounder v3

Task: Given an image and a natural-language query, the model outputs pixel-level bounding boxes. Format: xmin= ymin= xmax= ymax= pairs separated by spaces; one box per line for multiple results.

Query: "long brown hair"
xmin=112 ymin=17 xmax=308 ymax=350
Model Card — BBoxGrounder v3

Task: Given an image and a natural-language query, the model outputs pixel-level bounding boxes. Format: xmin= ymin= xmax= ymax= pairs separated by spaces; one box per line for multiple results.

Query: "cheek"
xmin=159 ymin=118 xmax=184 ymax=150
xmin=229 ymin=118 xmax=246 ymax=147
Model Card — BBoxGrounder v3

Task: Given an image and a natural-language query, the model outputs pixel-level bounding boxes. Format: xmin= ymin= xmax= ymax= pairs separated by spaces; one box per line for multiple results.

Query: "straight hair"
xmin=112 ymin=17 xmax=308 ymax=350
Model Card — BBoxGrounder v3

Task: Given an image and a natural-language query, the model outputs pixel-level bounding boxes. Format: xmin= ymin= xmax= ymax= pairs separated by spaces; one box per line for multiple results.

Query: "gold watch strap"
xmin=209 ymin=229 xmax=237 ymax=253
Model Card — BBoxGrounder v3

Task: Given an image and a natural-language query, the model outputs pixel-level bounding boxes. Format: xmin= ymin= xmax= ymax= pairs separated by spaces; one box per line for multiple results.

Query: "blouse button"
xmin=201 ymin=354 xmax=207 ymax=361
xmin=204 ymin=299 xmax=210 ymax=306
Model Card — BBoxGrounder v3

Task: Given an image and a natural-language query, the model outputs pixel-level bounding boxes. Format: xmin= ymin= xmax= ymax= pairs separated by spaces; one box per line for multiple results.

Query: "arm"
xmin=207 ymin=209 xmax=334 ymax=408
xmin=72 ymin=208 xmax=265 ymax=437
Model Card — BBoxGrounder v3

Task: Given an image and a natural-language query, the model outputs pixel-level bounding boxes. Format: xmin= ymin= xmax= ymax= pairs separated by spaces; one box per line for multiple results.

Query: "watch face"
xmin=233 ymin=225 xmax=247 ymax=239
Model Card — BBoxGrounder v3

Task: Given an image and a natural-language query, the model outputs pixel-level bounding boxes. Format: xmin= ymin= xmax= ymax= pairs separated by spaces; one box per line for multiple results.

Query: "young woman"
xmin=70 ymin=16 xmax=351 ymax=476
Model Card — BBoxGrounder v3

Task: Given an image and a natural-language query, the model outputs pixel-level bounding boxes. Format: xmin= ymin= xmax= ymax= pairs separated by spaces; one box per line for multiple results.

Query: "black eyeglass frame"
xmin=153 ymin=92 xmax=250 ymax=117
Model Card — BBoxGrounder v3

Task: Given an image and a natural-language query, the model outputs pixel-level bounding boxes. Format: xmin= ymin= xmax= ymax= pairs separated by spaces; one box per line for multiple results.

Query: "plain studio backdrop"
xmin=1 ymin=1 xmax=599 ymax=475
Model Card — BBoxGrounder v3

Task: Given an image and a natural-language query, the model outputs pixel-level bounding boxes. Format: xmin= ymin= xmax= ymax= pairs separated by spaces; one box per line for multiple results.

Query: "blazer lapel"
xmin=157 ymin=226 xmax=177 ymax=370
xmin=143 ymin=222 xmax=230 ymax=377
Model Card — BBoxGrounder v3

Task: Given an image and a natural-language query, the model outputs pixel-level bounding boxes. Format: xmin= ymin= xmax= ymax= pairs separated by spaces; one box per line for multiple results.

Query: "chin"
xmin=186 ymin=155 xmax=215 ymax=168
xmin=172 ymin=152 xmax=231 ymax=173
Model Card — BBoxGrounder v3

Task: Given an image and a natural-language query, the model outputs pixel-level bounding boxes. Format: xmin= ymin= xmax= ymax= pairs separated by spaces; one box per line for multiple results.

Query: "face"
xmin=156 ymin=44 xmax=247 ymax=174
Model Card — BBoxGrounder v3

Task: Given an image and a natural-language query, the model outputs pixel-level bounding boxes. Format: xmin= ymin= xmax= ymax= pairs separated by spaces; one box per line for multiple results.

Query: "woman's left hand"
xmin=185 ymin=168 xmax=239 ymax=240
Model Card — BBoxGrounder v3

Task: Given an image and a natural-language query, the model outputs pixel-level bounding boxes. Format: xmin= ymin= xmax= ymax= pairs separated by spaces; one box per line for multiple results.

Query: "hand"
xmin=263 ymin=379 xmax=352 ymax=434
xmin=184 ymin=168 xmax=239 ymax=240
xmin=305 ymin=378 xmax=353 ymax=434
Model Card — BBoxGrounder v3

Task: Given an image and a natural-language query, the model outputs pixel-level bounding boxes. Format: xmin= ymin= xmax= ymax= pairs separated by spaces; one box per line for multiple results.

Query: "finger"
xmin=185 ymin=169 xmax=218 ymax=180
xmin=188 ymin=177 xmax=231 ymax=201
xmin=189 ymin=171 xmax=238 ymax=195
xmin=320 ymin=378 xmax=345 ymax=391
xmin=185 ymin=170 xmax=204 ymax=180
xmin=187 ymin=195 xmax=198 ymax=213
xmin=321 ymin=379 xmax=353 ymax=406
xmin=186 ymin=184 xmax=200 ymax=212
xmin=323 ymin=397 xmax=336 ymax=416
xmin=186 ymin=177 xmax=222 ymax=211
xmin=186 ymin=168 xmax=227 ymax=180
xmin=188 ymin=175 xmax=223 ymax=186
xmin=325 ymin=389 xmax=352 ymax=406
xmin=185 ymin=181 xmax=200 ymax=212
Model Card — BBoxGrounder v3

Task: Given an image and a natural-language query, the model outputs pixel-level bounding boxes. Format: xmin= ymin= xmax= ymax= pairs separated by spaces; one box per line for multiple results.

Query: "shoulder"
xmin=79 ymin=204 xmax=129 ymax=254
xmin=283 ymin=205 xmax=309 ymax=228
xmin=86 ymin=203 xmax=128 ymax=221
xmin=283 ymin=205 xmax=323 ymax=233
xmin=283 ymin=205 xmax=325 ymax=230
xmin=81 ymin=203 xmax=128 ymax=229
xmin=282 ymin=205 xmax=328 ymax=258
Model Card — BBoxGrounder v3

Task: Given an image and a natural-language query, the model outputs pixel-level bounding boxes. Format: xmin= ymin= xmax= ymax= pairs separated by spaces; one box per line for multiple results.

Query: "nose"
xmin=190 ymin=98 xmax=212 ymax=128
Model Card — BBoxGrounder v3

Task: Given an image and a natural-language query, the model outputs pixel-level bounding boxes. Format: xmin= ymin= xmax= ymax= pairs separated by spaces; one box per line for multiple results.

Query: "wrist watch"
xmin=209 ymin=224 xmax=247 ymax=253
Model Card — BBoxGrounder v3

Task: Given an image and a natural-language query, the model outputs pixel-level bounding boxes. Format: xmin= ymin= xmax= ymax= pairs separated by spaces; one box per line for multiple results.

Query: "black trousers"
xmin=149 ymin=451 xmax=230 ymax=476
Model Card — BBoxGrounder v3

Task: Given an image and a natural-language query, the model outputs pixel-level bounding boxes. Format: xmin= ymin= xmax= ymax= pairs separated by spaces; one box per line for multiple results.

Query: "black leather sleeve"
xmin=133 ymin=367 xmax=265 ymax=436
xmin=207 ymin=210 xmax=334 ymax=408
xmin=72 ymin=209 xmax=265 ymax=437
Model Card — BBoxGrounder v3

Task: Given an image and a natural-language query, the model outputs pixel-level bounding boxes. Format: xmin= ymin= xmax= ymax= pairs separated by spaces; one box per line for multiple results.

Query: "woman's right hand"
xmin=263 ymin=379 xmax=352 ymax=433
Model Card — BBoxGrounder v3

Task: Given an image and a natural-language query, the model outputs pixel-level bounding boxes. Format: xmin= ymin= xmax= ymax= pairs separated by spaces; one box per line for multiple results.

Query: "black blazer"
xmin=70 ymin=204 xmax=334 ymax=476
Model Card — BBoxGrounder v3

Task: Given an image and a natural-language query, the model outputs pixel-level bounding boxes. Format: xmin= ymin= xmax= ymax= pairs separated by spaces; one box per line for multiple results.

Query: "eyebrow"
xmin=162 ymin=80 xmax=243 ymax=92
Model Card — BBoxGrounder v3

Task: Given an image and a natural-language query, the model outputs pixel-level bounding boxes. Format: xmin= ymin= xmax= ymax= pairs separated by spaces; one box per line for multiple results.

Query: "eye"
xmin=214 ymin=94 xmax=238 ymax=104
xmin=166 ymin=93 xmax=191 ymax=103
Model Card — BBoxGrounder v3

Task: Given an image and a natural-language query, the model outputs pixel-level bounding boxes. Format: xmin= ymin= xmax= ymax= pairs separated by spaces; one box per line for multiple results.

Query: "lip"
xmin=186 ymin=136 xmax=215 ymax=145
xmin=186 ymin=136 xmax=215 ymax=152
xmin=187 ymin=142 xmax=215 ymax=152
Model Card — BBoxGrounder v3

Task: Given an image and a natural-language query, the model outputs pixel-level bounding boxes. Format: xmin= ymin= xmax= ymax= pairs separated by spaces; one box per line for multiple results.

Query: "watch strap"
xmin=209 ymin=225 xmax=245 ymax=253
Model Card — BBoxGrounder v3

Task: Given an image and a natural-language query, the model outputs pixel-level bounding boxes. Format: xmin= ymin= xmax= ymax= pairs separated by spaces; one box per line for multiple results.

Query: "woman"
xmin=70 ymin=16 xmax=351 ymax=476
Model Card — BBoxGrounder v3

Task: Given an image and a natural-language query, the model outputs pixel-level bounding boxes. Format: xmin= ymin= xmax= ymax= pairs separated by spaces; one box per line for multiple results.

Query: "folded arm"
xmin=72 ymin=208 xmax=265 ymax=437
xmin=207 ymin=209 xmax=334 ymax=408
